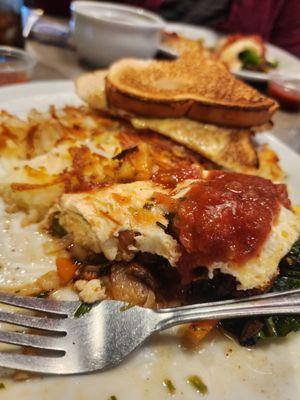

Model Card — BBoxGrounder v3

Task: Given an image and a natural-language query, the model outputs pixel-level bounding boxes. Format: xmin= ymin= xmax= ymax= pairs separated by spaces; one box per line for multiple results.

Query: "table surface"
xmin=25 ymin=38 xmax=300 ymax=153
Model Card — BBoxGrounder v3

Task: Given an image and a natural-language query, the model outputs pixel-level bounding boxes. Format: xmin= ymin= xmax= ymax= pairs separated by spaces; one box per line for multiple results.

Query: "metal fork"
xmin=0 ymin=289 xmax=300 ymax=375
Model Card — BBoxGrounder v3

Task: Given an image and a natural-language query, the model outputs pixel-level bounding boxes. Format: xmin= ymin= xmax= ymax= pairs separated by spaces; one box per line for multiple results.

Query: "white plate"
xmin=232 ymin=43 xmax=300 ymax=82
xmin=0 ymin=81 xmax=300 ymax=400
xmin=166 ymin=22 xmax=300 ymax=82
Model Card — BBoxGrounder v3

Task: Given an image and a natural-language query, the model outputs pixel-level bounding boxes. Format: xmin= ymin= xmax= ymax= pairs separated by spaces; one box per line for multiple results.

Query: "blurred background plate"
xmin=233 ymin=43 xmax=300 ymax=82
xmin=165 ymin=22 xmax=300 ymax=82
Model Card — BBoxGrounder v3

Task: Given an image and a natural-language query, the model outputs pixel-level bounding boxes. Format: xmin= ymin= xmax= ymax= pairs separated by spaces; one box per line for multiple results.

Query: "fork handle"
xmin=154 ymin=289 xmax=300 ymax=331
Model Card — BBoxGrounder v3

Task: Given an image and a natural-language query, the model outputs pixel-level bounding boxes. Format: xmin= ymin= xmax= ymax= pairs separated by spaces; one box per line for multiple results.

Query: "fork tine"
xmin=0 ymin=292 xmax=80 ymax=315
xmin=0 ymin=331 xmax=66 ymax=351
xmin=0 ymin=311 xmax=66 ymax=332
xmin=0 ymin=352 xmax=68 ymax=374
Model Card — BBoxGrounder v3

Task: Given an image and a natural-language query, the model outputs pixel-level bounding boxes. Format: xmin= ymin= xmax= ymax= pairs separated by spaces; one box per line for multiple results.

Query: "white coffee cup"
xmin=71 ymin=1 xmax=165 ymax=67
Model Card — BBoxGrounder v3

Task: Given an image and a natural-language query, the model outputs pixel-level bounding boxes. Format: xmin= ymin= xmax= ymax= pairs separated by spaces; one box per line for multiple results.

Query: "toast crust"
xmin=106 ymin=79 xmax=277 ymax=128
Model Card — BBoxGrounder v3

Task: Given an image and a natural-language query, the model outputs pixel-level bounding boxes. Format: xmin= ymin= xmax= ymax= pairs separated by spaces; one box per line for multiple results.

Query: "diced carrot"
xmin=181 ymin=320 xmax=218 ymax=349
xmin=56 ymin=258 xmax=78 ymax=284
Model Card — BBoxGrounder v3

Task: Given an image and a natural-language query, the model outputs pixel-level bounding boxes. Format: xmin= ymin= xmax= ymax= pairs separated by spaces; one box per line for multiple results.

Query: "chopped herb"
xmin=113 ymin=146 xmax=138 ymax=160
xmin=74 ymin=303 xmax=92 ymax=318
xmin=187 ymin=375 xmax=208 ymax=395
xmin=108 ymin=396 xmax=117 ymax=400
xmin=120 ymin=303 xmax=135 ymax=312
xmin=143 ymin=203 xmax=154 ymax=210
xmin=179 ymin=196 xmax=186 ymax=202
xmin=163 ymin=379 xmax=176 ymax=395
xmin=156 ymin=221 xmax=167 ymax=232
xmin=0 ymin=382 xmax=5 ymax=389
xmin=165 ymin=212 xmax=176 ymax=236
xmin=165 ymin=212 xmax=175 ymax=222
xmin=50 ymin=213 xmax=67 ymax=237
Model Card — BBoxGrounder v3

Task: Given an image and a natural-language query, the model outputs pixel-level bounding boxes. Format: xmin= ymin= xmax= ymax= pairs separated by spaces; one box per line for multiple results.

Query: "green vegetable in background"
xmin=239 ymin=49 xmax=262 ymax=67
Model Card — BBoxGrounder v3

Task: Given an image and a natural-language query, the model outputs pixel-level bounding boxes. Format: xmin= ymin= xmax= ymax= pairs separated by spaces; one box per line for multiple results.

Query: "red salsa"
xmin=174 ymin=171 xmax=290 ymax=276
xmin=152 ymin=163 xmax=202 ymax=188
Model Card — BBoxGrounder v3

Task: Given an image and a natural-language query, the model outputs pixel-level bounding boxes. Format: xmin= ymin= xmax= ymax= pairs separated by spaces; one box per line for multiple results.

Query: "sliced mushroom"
xmin=117 ymin=230 xmax=137 ymax=261
xmin=109 ymin=263 xmax=157 ymax=308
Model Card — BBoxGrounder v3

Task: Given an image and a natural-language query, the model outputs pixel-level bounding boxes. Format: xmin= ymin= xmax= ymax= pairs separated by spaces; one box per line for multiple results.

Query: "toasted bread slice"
xmin=106 ymin=56 xmax=278 ymax=127
xmin=76 ymin=71 xmax=259 ymax=172
xmin=75 ymin=69 xmax=108 ymax=111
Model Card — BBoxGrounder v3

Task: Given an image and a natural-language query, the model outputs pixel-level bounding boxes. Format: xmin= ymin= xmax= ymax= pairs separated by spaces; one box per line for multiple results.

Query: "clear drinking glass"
xmin=0 ymin=0 xmax=24 ymax=48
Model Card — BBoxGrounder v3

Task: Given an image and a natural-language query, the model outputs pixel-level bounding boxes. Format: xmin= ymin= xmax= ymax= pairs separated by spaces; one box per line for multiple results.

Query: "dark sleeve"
xmin=270 ymin=0 xmax=300 ymax=56
xmin=159 ymin=0 xmax=231 ymax=25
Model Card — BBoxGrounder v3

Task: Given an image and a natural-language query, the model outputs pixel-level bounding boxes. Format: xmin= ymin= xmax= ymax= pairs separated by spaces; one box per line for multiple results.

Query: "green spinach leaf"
xmin=222 ymin=239 xmax=300 ymax=345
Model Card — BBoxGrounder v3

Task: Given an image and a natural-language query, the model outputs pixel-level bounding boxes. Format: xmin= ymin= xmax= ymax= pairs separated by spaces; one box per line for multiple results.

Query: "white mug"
xmin=71 ymin=1 xmax=165 ymax=67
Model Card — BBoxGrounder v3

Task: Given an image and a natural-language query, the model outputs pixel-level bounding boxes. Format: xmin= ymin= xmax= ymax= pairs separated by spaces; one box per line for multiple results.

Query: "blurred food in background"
xmin=0 ymin=0 xmax=24 ymax=47
xmin=160 ymin=0 xmax=300 ymax=57
xmin=215 ymin=34 xmax=278 ymax=73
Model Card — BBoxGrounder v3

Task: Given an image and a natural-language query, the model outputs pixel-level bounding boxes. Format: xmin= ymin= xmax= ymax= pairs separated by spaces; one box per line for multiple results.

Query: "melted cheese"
xmin=131 ymin=117 xmax=258 ymax=172
xmin=53 ymin=181 xmax=180 ymax=265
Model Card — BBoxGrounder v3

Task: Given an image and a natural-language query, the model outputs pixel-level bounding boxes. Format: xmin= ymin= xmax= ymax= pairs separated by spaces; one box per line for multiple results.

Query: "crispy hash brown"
xmin=0 ymin=106 xmax=210 ymax=223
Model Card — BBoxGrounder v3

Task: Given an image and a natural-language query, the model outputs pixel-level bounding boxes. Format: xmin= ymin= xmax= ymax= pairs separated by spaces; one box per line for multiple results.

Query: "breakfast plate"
xmin=232 ymin=43 xmax=300 ymax=82
xmin=165 ymin=22 xmax=300 ymax=82
xmin=0 ymin=81 xmax=299 ymax=400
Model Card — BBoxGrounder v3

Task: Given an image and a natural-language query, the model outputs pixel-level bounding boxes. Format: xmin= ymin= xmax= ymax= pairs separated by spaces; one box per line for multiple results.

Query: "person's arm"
xmin=159 ymin=0 xmax=231 ymax=25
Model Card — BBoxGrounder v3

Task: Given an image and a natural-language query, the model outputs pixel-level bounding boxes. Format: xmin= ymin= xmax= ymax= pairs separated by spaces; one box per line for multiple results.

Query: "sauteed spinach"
xmin=222 ymin=239 xmax=300 ymax=346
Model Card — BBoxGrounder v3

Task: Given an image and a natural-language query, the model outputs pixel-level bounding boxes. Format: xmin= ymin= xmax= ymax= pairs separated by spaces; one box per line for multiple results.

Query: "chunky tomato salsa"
xmin=173 ymin=171 xmax=290 ymax=272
